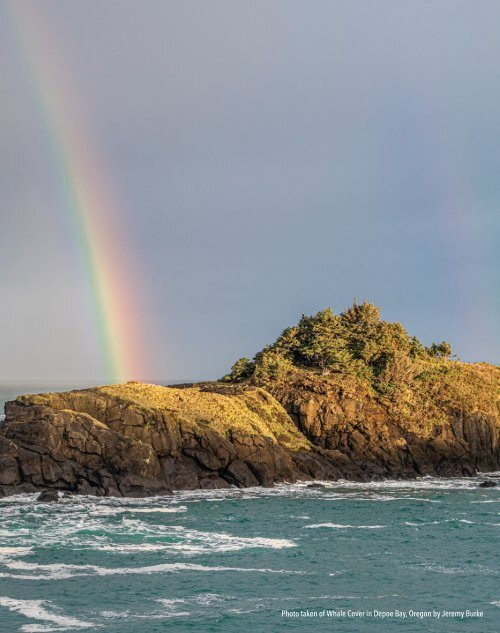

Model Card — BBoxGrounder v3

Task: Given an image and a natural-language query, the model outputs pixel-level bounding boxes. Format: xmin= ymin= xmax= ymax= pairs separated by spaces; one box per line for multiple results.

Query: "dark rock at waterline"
xmin=478 ymin=480 xmax=497 ymax=488
xmin=37 ymin=489 xmax=60 ymax=503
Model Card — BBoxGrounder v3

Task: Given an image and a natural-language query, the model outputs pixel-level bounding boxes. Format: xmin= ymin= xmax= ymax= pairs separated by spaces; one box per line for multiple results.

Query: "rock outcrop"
xmin=0 ymin=383 xmax=338 ymax=497
xmin=478 ymin=480 xmax=497 ymax=488
xmin=0 ymin=396 xmax=170 ymax=497
xmin=268 ymin=373 xmax=500 ymax=478
xmin=0 ymin=374 xmax=498 ymax=497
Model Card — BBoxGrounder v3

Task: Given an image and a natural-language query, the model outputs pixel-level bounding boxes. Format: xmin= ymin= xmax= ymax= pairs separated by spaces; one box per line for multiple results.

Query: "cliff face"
xmin=268 ymin=373 xmax=500 ymax=479
xmin=0 ymin=383 xmax=337 ymax=497
xmin=0 ymin=370 xmax=498 ymax=497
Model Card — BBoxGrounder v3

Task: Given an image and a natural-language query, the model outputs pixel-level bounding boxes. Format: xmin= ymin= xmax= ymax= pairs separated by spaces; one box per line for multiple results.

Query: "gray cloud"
xmin=0 ymin=0 xmax=498 ymax=381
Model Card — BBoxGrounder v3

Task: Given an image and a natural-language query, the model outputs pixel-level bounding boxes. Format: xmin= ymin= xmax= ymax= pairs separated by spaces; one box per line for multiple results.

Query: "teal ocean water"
xmin=1 ymin=388 xmax=499 ymax=632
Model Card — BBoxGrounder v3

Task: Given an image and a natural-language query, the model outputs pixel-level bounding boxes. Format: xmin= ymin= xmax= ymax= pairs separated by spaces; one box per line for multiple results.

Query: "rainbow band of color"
xmin=4 ymin=3 xmax=145 ymax=382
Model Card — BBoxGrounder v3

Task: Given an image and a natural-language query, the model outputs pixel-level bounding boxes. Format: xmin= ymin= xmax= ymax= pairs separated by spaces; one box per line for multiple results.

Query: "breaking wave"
xmin=304 ymin=523 xmax=386 ymax=529
xmin=0 ymin=597 xmax=93 ymax=632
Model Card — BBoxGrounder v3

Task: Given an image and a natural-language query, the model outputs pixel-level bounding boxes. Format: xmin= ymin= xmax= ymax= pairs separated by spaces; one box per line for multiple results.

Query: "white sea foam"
xmin=156 ymin=598 xmax=190 ymax=606
xmin=277 ymin=474 xmax=500 ymax=495
xmin=0 ymin=504 xmax=296 ymax=556
xmin=95 ymin=543 xmax=173 ymax=553
xmin=404 ymin=521 xmax=440 ymax=526
xmin=91 ymin=506 xmax=187 ymax=516
xmin=94 ymin=532 xmax=294 ymax=554
xmin=0 ymin=474 xmax=496 ymax=513
xmin=0 ymin=558 xmax=305 ymax=581
xmin=100 ymin=611 xmax=129 ymax=618
xmin=323 ymin=495 xmax=442 ymax=503
xmin=100 ymin=595 xmax=234 ymax=621
xmin=304 ymin=523 xmax=385 ymax=529
xmin=419 ymin=562 xmax=497 ymax=576
xmin=101 ymin=600 xmax=191 ymax=620
xmin=404 ymin=517 xmax=486 ymax=528
xmin=0 ymin=597 xmax=93 ymax=631
xmin=0 ymin=547 xmax=33 ymax=558
xmin=290 ymin=515 xmax=310 ymax=519
xmin=470 ymin=499 xmax=500 ymax=504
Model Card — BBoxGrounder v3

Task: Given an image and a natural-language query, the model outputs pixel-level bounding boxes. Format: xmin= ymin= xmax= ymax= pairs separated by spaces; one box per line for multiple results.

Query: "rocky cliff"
xmin=268 ymin=370 xmax=500 ymax=479
xmin=0 ymin=383 xmax=337 ymax=497
xmin=0 ymin=367 xmax=498 ymax=497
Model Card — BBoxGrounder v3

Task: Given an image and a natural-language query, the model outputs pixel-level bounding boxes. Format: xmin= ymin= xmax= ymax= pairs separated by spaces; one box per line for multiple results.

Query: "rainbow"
xmin=4 ymin=3 xmax=146 ymax=382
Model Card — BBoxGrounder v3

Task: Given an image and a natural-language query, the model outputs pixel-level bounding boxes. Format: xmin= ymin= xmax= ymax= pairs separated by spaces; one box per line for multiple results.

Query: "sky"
xmin=0 ymin=0 xmax=498 ymax=382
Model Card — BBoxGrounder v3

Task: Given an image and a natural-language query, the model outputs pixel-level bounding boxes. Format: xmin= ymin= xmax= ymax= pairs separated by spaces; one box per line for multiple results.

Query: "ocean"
xmin=0 ymin=388 xmax=499 ymax=632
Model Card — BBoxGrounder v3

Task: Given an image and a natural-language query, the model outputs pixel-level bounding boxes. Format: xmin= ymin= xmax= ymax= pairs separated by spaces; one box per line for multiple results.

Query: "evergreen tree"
xmin=226 ymin=357 xmax=254 ymax=381
xmin=297 ymin=308 xmax=351 ymax=374
xmin=221 ymin=299 xmax=457 ymax=400
xmin=253 ymin=349 xmax=294 ymax=386
xmin=428 ymin=341 xmax=453 ymax=359
xmin=340 ymin=299 xmax=382 ymax=364
xmin=272 ymin=326 xmax=301 ymax=359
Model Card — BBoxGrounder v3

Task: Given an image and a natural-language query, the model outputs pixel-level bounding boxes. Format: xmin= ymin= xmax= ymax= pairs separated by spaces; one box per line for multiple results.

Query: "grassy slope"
xmin=92 ymin=383 xmax=311 ymax=450
xmin=12 ymin=361 xmax=499 ymax=446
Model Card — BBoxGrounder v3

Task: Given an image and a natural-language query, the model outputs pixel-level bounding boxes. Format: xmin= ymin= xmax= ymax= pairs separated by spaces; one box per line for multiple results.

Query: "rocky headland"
xmin=0 ymin=301 xmax=498 ymax=497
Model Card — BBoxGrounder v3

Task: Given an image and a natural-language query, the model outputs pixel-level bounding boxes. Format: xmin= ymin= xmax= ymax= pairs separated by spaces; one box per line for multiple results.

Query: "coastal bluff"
xmin=0 ymin=373 xmax=498 ymax=497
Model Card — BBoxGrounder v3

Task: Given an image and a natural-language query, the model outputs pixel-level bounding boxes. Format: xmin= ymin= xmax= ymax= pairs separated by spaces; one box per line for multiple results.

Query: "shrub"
xmin=253 ymin=350 xmax=294 ymax=387
xmin=223 ymin=357 xmax=255 ymax=382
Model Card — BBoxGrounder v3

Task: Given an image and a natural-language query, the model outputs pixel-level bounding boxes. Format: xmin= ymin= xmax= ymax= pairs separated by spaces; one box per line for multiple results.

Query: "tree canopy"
xmin=223 ymin=300 xmax=458 ymax=399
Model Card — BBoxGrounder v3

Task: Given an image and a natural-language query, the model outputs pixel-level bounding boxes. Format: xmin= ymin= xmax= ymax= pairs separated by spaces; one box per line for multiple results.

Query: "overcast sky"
xmin=0 ymin=0 xmax=499 ymax=382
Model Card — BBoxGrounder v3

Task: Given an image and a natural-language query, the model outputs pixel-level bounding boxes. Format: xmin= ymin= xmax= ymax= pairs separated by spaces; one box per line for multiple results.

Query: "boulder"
xmin=478 ymin=480 xmax=497 ymax=488
xmin=37 ymin=490 xmax=60 ymax=503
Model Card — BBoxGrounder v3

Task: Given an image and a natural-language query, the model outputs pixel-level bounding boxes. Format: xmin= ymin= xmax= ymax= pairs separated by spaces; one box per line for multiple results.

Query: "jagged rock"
xmin=269 ymin=374 xmax=500 ymax=479
xmin=478 ymin=480 xmax=496 ymax=488
xmin=37 ymin=490 xmax=60 ymax=503
xmin=0 ymin=397 xmax=172 ymax=497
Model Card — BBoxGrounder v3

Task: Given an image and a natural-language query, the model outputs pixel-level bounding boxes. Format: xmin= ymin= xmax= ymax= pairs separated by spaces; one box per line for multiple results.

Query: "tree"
xmin=428 ymin=341 xmax=453 ymax=359
xmin=222 ymin=300 xmax=458 ymax=403
xmin=340 ymin=299 xmax=382 ymax=364
xmin=409 ymin=336 xmax=426 ymax=358
xmin=227 ymin=357 xmax=254 ymax=381
xmin=253 ymin=350 xmax=294 ymax=386
xmin=273 ymin=326 xmax=301 ymax=359
xmin=298 ymin=308 xmax=351 ymax=374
